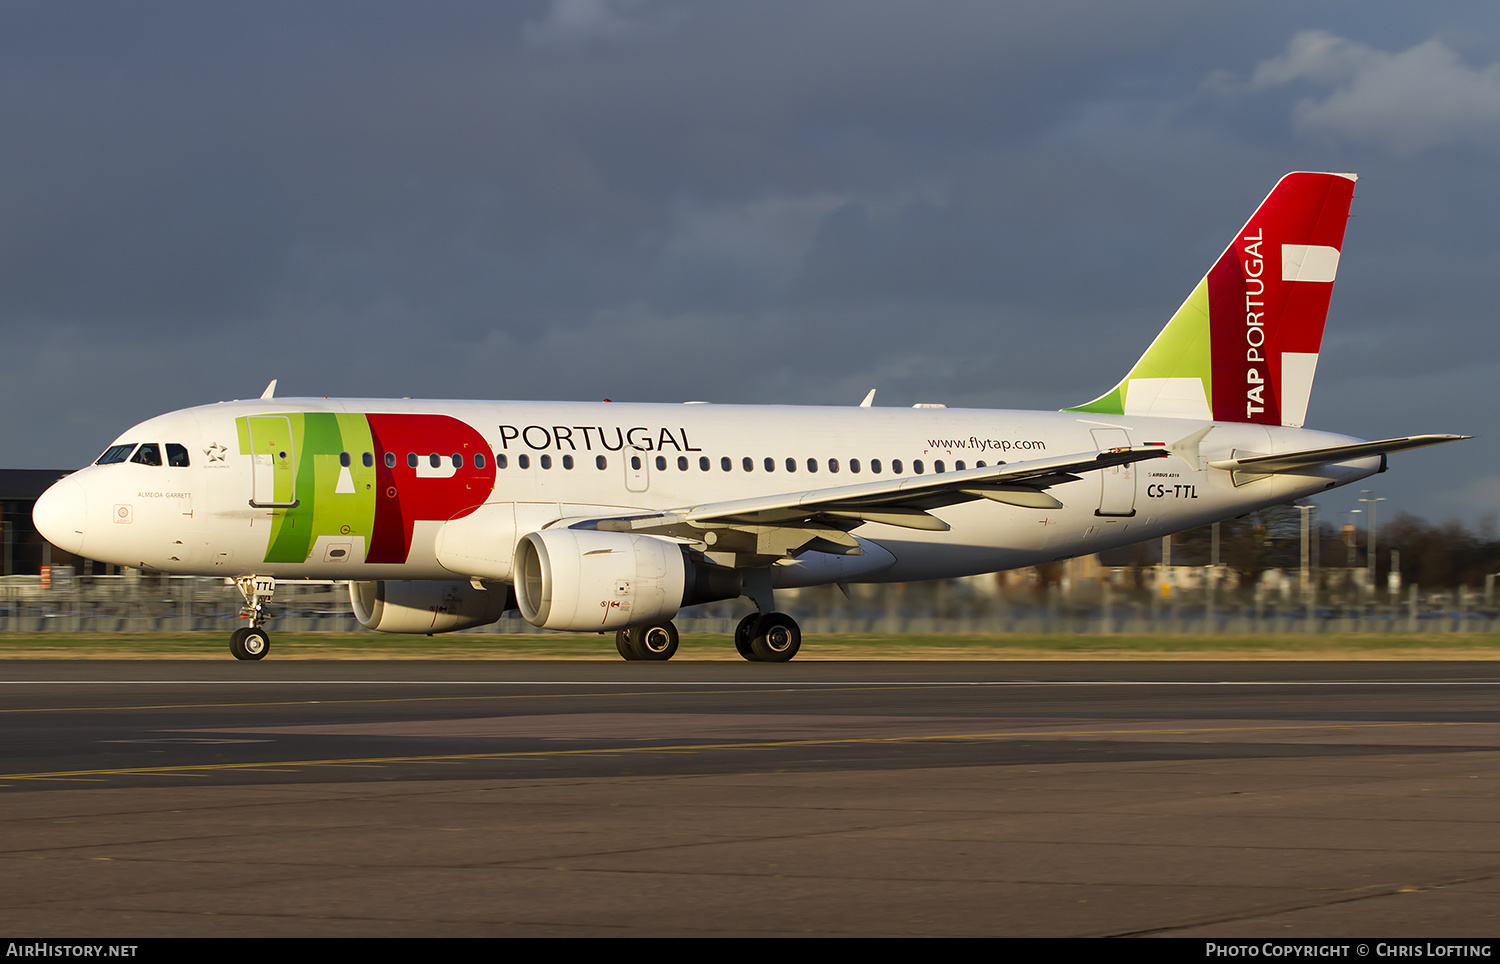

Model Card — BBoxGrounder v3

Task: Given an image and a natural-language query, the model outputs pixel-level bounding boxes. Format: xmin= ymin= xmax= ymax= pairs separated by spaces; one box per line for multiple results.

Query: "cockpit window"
xmin=166 ymin=444 xmax=190 ymax=467
xmin=130 ymin=443 xmax=163 ymax=466
xmin=96 ymin=444 xmax=136 ymax=465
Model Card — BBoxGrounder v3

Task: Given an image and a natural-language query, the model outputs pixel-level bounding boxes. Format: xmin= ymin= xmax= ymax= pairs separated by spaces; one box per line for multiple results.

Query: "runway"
xmin=3 ymin=660 xmax=1499 ymax=936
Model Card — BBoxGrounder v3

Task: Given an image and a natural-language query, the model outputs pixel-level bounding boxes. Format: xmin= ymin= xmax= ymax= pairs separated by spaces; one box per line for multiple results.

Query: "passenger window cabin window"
xmin=934 ymin=460 xmax=945 ymax=473
xmin=850 ymin=458 xmax=860 ymax=474
xmin=786 ymin=458 xmax=796 ymax=473
xmin=742 ymin=457 xmax=753 ymax=472
xmin=871 ymin=459 xmax=882 ymax=474
xmin=631 ymin=455 xmax=642 ymax=470
xmin=363 ymin=452 xmax=374 ymax=468
xmin=130 ymin=443 xmax=162 ymax=467
xmin=655 ymin=455 xmax=666 ymax=471
xmin=807 ymin=458 xmax=818 ymax=473
xmin=166 ymin=444 xmax=190 ymax=467
xmin=976 ymin=460 xmax=985 ymax=468
xmin=596 ymin=455 xmax=607 ymax=470
xmin=407 ymin=453 xmax=418 ymax=468
xmin=475 ymin=453 xmax=486 ymax=469
xmin=451 ymin=453 xmax=463 ymax=468
xmin=914 ymin=460 xmax=924 ymax=474
xmin=540 ymin=455 xmax=552 ymax=469
xmin=828 ymin=458 xmax=839 ymax=473
xmin=340 ymin=452 xmax=351 ymax=468
xmin=429 ymin=453 xmax=441 ymax=468
xmin=955 ymin=460 xmax=965 ymax=471
xmin=678 ymin=456 xmax=688 ymax=471
xmin=721 ymin=457 xmax=731 ymax=471
xmin=699 ymin=457 xmax=710 ymax=471
xmin=497 ymin=454 xmax=508 ymax=469
xmin=764 ymin=457 xmax=774 ymax=472
xmin=385 ymin=452 xmax=396 ymax=468
xmin=892 ymin=459 xmax=903 ymax=473
xmin=563 ymin=455 xmax=574 ymax=470
xmin=518 ymin=454 xmax=530 ymax=469
xmin=96 ymin=444 xmax=136 ymax=465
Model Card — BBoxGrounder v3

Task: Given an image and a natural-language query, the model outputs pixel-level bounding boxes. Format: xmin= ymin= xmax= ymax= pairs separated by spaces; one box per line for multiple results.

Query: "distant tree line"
xmin=1126 ymin=506 xmax=1500 ymax=591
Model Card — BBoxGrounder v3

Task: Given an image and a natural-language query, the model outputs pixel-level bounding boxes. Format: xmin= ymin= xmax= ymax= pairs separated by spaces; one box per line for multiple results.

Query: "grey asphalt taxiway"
xmin=3 ymin=659 xmax=1499 ymax=937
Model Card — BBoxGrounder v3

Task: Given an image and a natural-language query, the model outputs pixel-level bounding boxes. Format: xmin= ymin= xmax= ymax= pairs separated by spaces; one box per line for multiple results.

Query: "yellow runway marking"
xmin=0 ymin=686 xmax=859 ymax=716
xmin=1 ymin=719 xmax=1494 ymax=783
xmin=3 ymin=677 xmax=1496 ymax=716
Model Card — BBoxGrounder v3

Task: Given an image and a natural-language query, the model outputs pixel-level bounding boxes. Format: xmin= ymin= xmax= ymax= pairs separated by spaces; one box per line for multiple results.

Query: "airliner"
xmin=32 ymin=172 xmax=1465 ymax=661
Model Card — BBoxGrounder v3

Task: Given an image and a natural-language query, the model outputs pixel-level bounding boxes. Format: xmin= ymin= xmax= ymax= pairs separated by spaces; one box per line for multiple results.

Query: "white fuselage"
xmin=35 ymin=397 xmax=1379 ymax=588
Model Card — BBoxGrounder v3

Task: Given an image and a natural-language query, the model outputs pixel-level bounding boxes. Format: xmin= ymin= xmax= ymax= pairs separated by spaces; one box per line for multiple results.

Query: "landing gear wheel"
xmin=615 ymin=630 xmax=634 ymax=661
xmin=241 ymin=628 xmax=270 ymax=660
xmin=629 ymin=622 xmax=679 ymax=661
xmin=750 ymin=612 xmax=800 ymax=663
xmin=230 ymin=626 xmax=270 ymax=661
xmin=734 ymin=613 xmax=761 ymax=661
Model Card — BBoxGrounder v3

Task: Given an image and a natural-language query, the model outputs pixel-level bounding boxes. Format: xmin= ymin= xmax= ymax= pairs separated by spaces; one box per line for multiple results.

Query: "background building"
xmin=1 ymin=470 xmax=87 ymax=576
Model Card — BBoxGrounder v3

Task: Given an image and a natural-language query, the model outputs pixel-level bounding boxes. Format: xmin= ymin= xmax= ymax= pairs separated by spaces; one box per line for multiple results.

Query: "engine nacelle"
xmin=350 ymin=580 xmax=515 ymax=634
xmin=515 ymin=528 xmax=740 ymax=631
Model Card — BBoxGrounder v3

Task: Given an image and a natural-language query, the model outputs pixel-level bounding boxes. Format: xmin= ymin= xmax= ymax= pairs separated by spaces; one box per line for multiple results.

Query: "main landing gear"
xmin=731 ymin=569 xmax=800 ymax=662
xmin=612 ymin=612 xmax=802 ymax=662
xmin=734 ymin=612 xmax=801 ymax=662
xmin=615 ymin=622 xmax=681 ymax=661
xmin=230 ymin=575 xmax=275 ymax=661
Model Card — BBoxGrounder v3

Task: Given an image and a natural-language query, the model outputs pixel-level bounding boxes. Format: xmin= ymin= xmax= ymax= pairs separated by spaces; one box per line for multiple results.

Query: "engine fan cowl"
xmin=515 ymin=528 xmax=740 ymax=632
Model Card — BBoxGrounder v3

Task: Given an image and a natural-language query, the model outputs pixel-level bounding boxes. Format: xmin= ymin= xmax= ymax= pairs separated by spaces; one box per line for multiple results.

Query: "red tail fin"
xmin=1068 ymin=172 xmax=1357 ymax=427
xmin=1208 ymin=172 xmax=1356 ymax=427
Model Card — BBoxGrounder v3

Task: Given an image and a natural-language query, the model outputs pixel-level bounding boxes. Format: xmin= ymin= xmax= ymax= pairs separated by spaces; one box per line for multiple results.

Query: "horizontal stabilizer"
xmin=1208 ymin=434 xmax=1470 ymax=474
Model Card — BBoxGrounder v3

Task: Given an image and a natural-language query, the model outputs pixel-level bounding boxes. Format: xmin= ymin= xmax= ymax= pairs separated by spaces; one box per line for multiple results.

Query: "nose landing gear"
xmin=230 ymin=575 xmax=275 ymax=661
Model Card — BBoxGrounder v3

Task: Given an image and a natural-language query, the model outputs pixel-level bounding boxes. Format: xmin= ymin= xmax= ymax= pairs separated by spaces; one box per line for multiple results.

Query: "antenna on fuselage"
xmin=858 ymin=389 xmax=876 ymax=408
xmin=260 ymin=379 xmax=278 ymax=400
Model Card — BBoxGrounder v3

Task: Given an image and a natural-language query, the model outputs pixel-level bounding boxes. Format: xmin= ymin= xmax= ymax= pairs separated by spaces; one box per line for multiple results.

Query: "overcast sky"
xmin=3 ymin=1 xmax=1496 ymax=529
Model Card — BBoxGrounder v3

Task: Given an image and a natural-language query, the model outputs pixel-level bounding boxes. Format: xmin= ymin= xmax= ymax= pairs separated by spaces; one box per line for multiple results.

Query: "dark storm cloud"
xmin=2 ymin=1 xmax=1498 ymax=523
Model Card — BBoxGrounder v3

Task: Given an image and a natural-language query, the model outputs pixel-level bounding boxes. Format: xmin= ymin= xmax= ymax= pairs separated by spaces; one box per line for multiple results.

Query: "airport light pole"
xmin=1345 ymin=508 xmax=1361 ymax=610
xmin=1207 ymin=520 xmax=1220 ymax=627
xmin=1296 ymin=505 xmax=1316 ymax=619
xmin=1359 ymin=491 xmax=1385 ymax=609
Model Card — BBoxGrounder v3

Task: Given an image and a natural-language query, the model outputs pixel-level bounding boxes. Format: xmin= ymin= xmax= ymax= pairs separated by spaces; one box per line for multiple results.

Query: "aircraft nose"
xmin=33 ymin=477 xmax=88 ymax=556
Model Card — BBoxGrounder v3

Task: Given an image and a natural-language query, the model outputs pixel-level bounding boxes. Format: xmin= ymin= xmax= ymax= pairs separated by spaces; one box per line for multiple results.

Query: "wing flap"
xmin=673 ymin=447 xmax=1162 ymax=524
xmin=571 ymin=447 xmax=1166 ymax=551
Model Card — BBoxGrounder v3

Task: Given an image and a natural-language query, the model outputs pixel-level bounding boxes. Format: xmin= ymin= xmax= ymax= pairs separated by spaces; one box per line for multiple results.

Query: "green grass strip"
xmin=0 ymin=631 xmax=1495 ymax=660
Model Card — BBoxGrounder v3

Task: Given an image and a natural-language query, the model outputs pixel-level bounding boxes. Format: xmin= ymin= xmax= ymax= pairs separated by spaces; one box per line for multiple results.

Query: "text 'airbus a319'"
xmin=32 ymin=172 xmax=1467 ymax=661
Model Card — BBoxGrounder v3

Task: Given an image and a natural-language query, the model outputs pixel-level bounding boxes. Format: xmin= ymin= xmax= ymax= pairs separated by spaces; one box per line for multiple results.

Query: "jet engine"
xmin=349 ymin=580 xmax=515 ymax=634
xmin=515 ymin=528 xmax=740 ymax=631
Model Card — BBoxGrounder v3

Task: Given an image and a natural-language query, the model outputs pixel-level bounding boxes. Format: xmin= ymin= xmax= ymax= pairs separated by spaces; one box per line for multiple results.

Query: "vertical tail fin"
xmin=1066 ymin=172 xmax=1357 ymax=427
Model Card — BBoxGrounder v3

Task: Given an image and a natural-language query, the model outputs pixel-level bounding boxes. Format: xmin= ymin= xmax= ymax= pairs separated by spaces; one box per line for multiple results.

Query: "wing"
xmin=569 ymin=447 xmax=1168 ymax=559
